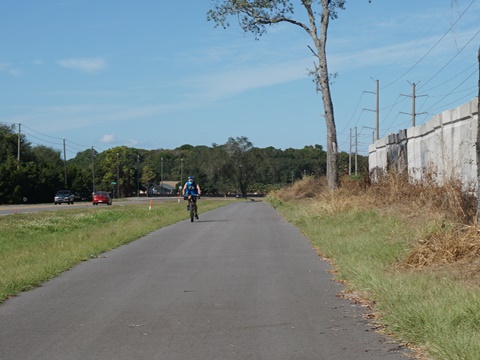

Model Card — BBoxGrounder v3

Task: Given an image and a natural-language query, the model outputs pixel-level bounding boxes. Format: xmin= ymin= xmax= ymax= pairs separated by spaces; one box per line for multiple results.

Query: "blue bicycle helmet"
xmin=188 ymin=175 xmax=194 ymax=180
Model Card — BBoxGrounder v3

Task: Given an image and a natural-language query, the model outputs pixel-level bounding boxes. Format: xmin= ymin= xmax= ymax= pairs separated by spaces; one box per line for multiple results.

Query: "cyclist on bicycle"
xmin=182 ymin=176 xmax=201 ymax=219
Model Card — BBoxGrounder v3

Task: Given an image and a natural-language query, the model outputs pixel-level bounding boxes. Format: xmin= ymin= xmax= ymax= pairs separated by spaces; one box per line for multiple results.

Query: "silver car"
xmin=54 ymin=190 xmax=75 ymax=205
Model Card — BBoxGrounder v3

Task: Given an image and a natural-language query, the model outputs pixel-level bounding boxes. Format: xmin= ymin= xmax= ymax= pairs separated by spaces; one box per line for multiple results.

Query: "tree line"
xmin=0 ymin=124 xmax=367 ymax=204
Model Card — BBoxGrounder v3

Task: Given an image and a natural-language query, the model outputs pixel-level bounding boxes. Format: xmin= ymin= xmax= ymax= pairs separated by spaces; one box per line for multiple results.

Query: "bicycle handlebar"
xmin=183 ymin=194 xmax=200 ymax=199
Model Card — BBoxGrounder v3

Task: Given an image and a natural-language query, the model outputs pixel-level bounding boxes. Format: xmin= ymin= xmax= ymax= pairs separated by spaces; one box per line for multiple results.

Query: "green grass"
xmin=0 ymin=200 xmax=231 ymax=303
xmin=272 ymin=199 xmax=480 ymax=360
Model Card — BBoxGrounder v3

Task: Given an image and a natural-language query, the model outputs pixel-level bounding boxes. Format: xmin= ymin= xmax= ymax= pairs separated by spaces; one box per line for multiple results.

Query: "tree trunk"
xmin=317 ymin=0 xmax=338 ymax=190
xmin=321 ymin=73 xmax=338 ymax=190
xmin=477 ymin=47 xmax=480 ymax=224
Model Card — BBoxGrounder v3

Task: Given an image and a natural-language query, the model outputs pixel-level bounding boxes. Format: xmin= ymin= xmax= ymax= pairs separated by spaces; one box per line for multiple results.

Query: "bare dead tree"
xmin=208 ymin=0 xmax=359 ymax=190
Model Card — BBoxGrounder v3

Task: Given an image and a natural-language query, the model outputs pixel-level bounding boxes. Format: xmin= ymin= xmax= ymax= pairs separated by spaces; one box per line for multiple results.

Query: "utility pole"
xmin=180 ymin=158 xmax=184 ymax=189
xmin=362 ymin=126 xmax=376 ymax=144
xmin=137 ymin=154 xmax=140 ymax=198
xmin=116 ymin=153 xmax=120 ymax=199
xmin=364 ymin=79 xmax=379 ymax=140
xmin=355 ymin=127 xmax=358 ymax=176
xmin=161 ymin=158 xmax=164 ymax=195
xmin=401 ymin=82 xmax=427 ymax=127
xmin=17 ymin=122 xmax=21 ymax=169
xmin=349 ymin=128 xmax=352 ymax=176
xmin=63 ymin=138 xmax=67 ymax=187
xmin=91 ymin=147 xmax=95 ymax=194
xmin=412 ymin=82 xmax=416 ymax=127
xmin=375 ymin=79 xmax=379 ymax=140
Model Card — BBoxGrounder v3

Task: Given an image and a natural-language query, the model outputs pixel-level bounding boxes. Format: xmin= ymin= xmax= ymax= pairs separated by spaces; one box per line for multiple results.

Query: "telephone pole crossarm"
xmin=364 ymin=79 xmax=379 ymax=140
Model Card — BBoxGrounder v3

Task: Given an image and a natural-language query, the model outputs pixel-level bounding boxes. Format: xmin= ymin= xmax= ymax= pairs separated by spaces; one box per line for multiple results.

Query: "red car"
xmin=92 ymin=191 xmax=112 ymax=206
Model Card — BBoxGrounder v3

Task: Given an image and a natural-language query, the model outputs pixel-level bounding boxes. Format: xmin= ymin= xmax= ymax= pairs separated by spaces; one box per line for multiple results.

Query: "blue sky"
xmin=1 ymin=0 xmax=479 ymax=159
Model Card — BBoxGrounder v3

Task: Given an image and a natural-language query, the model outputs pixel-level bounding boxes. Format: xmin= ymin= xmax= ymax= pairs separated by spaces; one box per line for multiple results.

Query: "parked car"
xmin=54 ymin=190 xmax=75 ymax=205
xmin=93 ymin=191 xmax=112 ymax=206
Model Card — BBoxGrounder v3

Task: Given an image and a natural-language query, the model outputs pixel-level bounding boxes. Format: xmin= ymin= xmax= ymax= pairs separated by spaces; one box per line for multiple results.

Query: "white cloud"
xmin=0 ymin=61 xmax=20 ymax=76
xmin=100 ymin=134 xmax=116 ymax=143
xmin=125 ymin=138 xmax=139 ymax=147
xmin=179 ymin=57 xmax=311 ymax=104
xmin=57 ymin=57 xmax=107 ymax=73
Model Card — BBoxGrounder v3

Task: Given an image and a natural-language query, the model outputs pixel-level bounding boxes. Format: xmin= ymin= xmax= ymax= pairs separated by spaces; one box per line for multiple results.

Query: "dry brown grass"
xmin=276 ymin=176 xmax=327 ymax=201
xmin=276 ymin=172 xmax=480 ymax=287
xmin=403 ymin=225 xmax=480 ymax=268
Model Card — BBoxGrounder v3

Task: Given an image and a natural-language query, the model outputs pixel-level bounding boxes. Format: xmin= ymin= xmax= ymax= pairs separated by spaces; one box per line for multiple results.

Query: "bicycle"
xmin=185 ymin=194 xmax=200 ymax=222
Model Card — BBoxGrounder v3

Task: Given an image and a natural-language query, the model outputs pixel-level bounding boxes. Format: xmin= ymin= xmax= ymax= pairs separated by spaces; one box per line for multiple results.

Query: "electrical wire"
xmin=67 ymin=139 xmax=93 ymax=149
xmin=418 ymin=27 xmax=480 ymax=90
xmin=21 ymin=124 xmax=64 ymax=140
xmin=338 ymin=90 xmax=366 ymax=137
xmin=421 ymin=62 xmax=477 ymax=92
xmin=425 ymin=89 xmax=478 ymax=115
xmin=22 ymin=130 xmax=62 ymax=147
xmin=375 ymin=5 xmax=451 ymax=82
xmin=422 ymin=68 xmax=478 ymax=113
xmin=381 ymin=0 xmax=476 ymax=90
xmin=65 ymin=141 xmax=89 ymax=152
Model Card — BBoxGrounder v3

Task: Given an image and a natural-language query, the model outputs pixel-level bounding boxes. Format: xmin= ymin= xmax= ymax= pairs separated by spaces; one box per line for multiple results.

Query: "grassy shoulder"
xmin=0 ymin=200 xmax=231 ymax=303
xmin=267 ymin=177 xmax=480 ymax=360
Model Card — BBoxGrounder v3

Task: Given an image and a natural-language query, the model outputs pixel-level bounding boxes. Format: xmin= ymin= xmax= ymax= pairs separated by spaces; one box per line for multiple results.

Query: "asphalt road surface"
xmin=0 ymin=201 xmax=412 ymax=360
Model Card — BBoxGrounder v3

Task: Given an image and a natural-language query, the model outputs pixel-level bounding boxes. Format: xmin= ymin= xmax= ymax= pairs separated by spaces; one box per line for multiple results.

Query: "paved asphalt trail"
xmin=0 ymin=201 xmax=411 ymax=360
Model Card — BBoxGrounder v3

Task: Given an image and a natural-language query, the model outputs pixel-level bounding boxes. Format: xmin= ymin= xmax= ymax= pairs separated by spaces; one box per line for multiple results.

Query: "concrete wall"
xmin=369 ymin=97 xmax=479 ymax=188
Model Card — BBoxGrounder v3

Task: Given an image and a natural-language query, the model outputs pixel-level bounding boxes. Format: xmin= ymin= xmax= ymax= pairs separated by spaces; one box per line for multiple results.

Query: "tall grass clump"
xmin=268 ymin=174 xmax=480 ymax=359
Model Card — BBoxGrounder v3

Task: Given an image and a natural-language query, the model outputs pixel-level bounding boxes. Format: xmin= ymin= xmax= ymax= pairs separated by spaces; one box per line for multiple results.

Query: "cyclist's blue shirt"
xmin=185 ymin=180 xmax=198 ymax=195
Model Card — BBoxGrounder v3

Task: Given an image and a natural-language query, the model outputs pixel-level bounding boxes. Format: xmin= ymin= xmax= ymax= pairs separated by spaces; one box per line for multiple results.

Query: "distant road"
xmin=0 ymin=197 xmax=178 ymax=216
xmin=0 ymin=202 xmax=411 ymax=359
xmin=0 ymin=202 xmax=86 ymax=216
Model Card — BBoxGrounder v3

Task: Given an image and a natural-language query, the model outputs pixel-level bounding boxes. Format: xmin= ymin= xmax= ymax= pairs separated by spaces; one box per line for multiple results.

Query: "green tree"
xmin=0 ymin=124 xmax=19 ymax=162
xmin=68 ymin=148 xmax=97 ymax=196
xmin=97 ymin=149 xmax=121 ymax=196
xmin=31 ymin=146 xmax=64 ymax=202
xmin=0 ymin=125 xmax=65 ymax=203
xmin=141 ymin=165 xmax=156 ymax=195
xmin=225 ymin=136 xmax=254 ymax=196
xmin=201 ymin=143 xmax=231 ymax=195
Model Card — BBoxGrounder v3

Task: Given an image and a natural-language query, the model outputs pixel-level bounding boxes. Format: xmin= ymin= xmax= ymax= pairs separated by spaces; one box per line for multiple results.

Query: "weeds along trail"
xmin=272 ymin=173 xmax=480 ymax=286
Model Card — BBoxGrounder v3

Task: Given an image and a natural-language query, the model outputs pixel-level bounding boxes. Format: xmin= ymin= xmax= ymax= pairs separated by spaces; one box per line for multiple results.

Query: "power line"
xmin=424 ymin=89 xmax=478 ymax=115
xmin=67 ymin=139 xmax=93 ymax=149
xmin=375 ymin=5 xmax=452 ymax=82
xmin=381 ymin=0 xmax=476 ymax=90
xmin=21 ymin=124 xmax=64 ymax=141
xmin=423 ymin=68 xmax=478 ymax=112
xmin=421 ymin=61 xmax=477 ymax=92
xmin=338 ymin=89 xmax=367 ymax=137
xmin=418 ymin=27 xmax=480 ymax=90
xmin=65 ymin=138 xmax=91 ymax=151
xmin=22 ymin=130 xmax=62 ymax=147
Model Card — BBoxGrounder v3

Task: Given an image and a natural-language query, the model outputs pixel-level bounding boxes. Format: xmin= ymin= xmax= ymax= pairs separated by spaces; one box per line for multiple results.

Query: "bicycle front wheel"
xmin=190 ymin=201 xmax=195 ymax=222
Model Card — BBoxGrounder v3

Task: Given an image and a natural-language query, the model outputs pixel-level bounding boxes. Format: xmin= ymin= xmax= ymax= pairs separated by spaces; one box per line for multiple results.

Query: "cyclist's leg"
xmin=189 ymin=197 xmax=195 ymax=222
xmin=194 ymin=199 xmax=199 ymax=219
